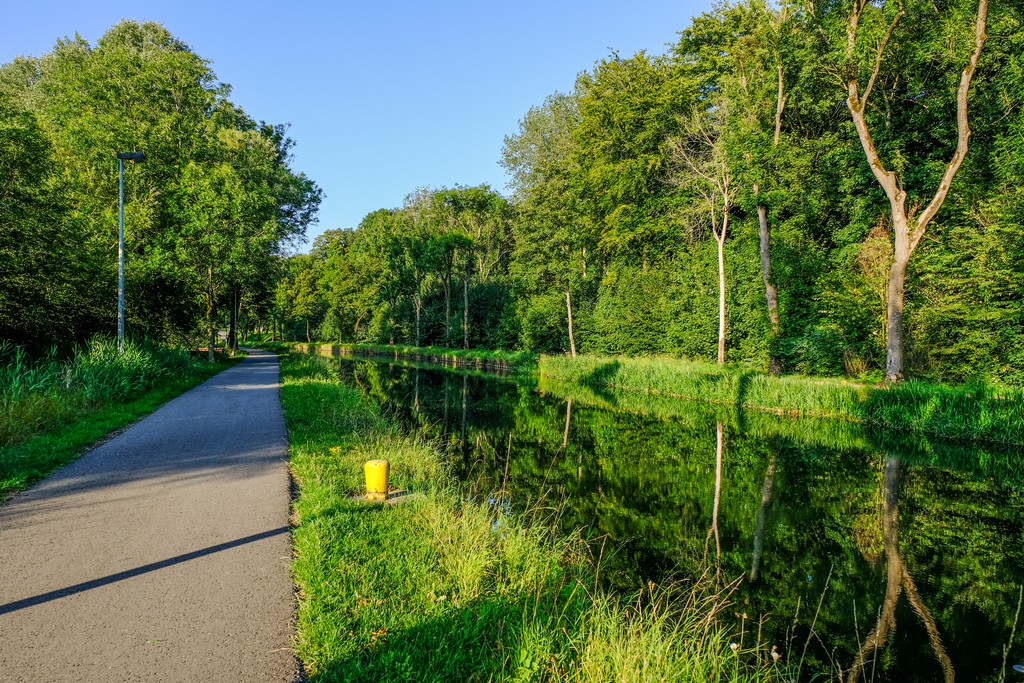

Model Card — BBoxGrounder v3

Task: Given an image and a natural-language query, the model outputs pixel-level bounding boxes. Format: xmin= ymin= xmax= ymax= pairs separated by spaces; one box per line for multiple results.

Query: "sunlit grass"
xmin=539 ymin=354 xmax=1024 ymax=445
xmin=281 ymin=353 xmax=791 ymax=682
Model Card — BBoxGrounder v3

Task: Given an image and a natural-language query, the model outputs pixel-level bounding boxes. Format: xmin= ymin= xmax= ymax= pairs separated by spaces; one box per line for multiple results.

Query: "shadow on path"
xmin=0 ymin=526 xmax=288 ymax=616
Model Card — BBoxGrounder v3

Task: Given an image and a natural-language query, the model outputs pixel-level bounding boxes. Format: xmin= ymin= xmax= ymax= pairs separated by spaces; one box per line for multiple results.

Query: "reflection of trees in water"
xmin=847 ymin=456 xmax=954 ymax=683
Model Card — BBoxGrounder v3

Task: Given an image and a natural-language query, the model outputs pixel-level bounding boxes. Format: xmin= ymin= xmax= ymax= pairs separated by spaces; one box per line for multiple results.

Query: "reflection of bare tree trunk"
xmin=847 ymin=456 xmax=955 ymax=683
xmin=706 ymin=421 xmax=724 ymax=565
xmin=461 ymin=373 xmax=468 ymax=440
xmin=414 ymin=368 xmax=420 ymax=414
xmin=750 ymin=454 xmax=777 ymax=583
xmin=563 ymin=398 xmax=572 ymax=448
xmin=459 ymin=373 xmax=470 ymax=474
xmin=443 ymin=375 xmax=450 ymax=431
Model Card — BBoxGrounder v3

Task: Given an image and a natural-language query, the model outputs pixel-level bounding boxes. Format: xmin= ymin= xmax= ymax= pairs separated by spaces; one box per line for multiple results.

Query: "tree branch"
xmin=911 ymin=0 xmax=989 ymax=253
xmin=862 ymin=6 xmax=905 ymax=110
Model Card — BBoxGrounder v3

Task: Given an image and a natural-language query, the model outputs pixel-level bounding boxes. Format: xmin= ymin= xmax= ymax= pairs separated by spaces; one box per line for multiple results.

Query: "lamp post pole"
xmin=116 ymin=151 xmax=145 ymax=354
xmin=117 ymin=156 xmax=125 ymax=353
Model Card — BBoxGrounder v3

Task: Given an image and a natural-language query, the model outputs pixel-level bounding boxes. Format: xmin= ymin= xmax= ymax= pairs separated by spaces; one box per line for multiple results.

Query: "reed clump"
xmin=0 ymin=337 xmax=232 ymax=501
xmin=0 ymin=337 xmax=204 ymax=448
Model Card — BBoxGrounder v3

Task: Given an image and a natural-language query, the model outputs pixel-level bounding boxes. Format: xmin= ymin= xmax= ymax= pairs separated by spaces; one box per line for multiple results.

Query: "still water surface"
xmin=331 ymin=355 xmax=1024 ymax=681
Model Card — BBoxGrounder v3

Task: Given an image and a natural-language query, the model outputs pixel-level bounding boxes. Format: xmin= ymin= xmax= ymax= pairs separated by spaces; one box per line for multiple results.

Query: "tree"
xmin=433 ymin=185 xmax=512 ymax=349
xmin=502 ymin=93 xmax=590 ymax=355
xmin=173 ymin=162 xmax=246 ymax=360
xmin=671 ymin=101 xmax=737 ymax=365
xmin=837 ymin=0 xmax=989 ymax=381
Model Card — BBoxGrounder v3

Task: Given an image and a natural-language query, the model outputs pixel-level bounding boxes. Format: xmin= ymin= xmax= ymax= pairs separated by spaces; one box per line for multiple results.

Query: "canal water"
xmin=331 ymin=355 xmax=1024 ymax=681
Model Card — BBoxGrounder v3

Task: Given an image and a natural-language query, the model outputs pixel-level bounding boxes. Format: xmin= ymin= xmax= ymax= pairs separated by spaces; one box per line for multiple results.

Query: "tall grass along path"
xmin=0 ymin=349 xmax=296 ymax=682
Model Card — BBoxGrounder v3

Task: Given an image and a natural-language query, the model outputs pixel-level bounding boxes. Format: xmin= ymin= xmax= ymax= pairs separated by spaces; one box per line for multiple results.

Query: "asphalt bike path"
xmin=0 ymin=349 xmax=297 ymax=682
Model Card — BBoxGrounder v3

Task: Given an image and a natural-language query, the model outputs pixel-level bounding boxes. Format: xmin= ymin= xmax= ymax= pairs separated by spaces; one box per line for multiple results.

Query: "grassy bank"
xmin=540 ymin=354 xmax=1024 ymax=445
xmin=281 ymin=353 xmax=790 ymax=682
xmin=1 ymin=338 xmax=238 ymax=500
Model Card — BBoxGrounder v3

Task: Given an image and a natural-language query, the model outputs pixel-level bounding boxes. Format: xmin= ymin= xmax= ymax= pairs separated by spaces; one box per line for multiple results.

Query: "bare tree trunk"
xmin=444 ymin=279 xmax=451 ymax=346
xmin=885 ymin=241 xmax=910 ymax=382
xmin=759 ymin=62 xmax=785 ymax=373
xmin=566 ymin=290 xmax=577 ymax=358
xmin=415 ymin=278 xmax=422 ymax=347
xmin=305 ymin=318 xmax=310 ymax=343
xmin=755 ymin=188 xmax=782 ymax=374
xmin=388 ymin=297 xmax=395 ymax=345
xmin=755 ymin=200 xmax=780 ymax=336
xmin=716 ymin=232 xmax=727 ymax=366
xmin=463 ymin=276 xmax=469 ymax=349
xmin=563 ymin=398 xmax=572 ymax=449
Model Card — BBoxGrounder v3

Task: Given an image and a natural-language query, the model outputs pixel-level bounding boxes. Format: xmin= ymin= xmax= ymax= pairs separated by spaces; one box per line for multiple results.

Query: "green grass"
xmin=282 ymin=353 xmax=792 ymax=682
xmin=539 ymin=354 xmax=1024 ymax=445
xmin=0 ymin=337 xmax=238 ymax=501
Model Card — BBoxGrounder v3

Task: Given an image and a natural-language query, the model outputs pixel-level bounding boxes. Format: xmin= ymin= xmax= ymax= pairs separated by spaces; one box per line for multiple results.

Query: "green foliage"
xmin=0 ymin=20 xmax=320 ymax=349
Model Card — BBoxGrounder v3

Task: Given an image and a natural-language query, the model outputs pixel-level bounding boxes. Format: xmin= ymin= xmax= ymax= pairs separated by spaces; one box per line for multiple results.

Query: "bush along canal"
xmin=283 ymin=352 xmax=1024 ymax=682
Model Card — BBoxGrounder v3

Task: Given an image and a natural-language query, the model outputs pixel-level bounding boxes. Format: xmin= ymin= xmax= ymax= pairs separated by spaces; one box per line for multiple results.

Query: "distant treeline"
xmin=0 ymin=21 xmax=321 ymax=351
xmin=276 ymin=0 xmax=1021 ymax=385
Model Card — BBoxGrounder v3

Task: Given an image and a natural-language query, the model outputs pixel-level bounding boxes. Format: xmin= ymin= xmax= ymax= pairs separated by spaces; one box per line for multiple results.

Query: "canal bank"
xmin=284 ymin=351 xmax=1024 ymax=682
xmin=280 ymin=353 xmax=790 ymax=682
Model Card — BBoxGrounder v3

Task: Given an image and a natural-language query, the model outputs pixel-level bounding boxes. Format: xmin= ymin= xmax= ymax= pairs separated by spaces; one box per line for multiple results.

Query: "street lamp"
xmin=116 ymin=151 xmax=145 ymax=354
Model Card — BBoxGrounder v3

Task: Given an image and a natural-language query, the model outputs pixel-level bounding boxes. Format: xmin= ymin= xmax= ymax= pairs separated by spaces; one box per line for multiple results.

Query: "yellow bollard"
xmin=364 ymin=460 xmax=390 ymax=501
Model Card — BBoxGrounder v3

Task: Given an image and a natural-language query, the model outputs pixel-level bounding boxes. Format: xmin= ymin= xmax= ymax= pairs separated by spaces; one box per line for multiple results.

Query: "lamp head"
xmin=116 ymin=151 xmax=146 ymax=162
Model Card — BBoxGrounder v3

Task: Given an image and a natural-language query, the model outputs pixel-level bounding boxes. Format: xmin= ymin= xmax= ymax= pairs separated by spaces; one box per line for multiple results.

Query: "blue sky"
xmin=3 ymin=1 xmax=714 ymax=249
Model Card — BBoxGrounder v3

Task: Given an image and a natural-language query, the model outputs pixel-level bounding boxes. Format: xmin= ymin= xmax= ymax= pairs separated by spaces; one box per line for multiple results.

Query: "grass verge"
xmin=282 ymin=353 xmax=790 ymax=682
xmin=539 ymin=354 xmax=1024 ymax=445
xmin=1 ymin=338 xmax=239 ymax=501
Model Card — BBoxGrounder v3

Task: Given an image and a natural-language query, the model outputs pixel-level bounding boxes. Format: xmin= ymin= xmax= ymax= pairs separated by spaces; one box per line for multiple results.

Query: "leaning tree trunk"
xmin=443 ymin=277 xmax=452 ymax=347
xmin=757 ymin=62 xmax=785 ymax=374
xmin=755 ymin=191 xmax=781 ymax=374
